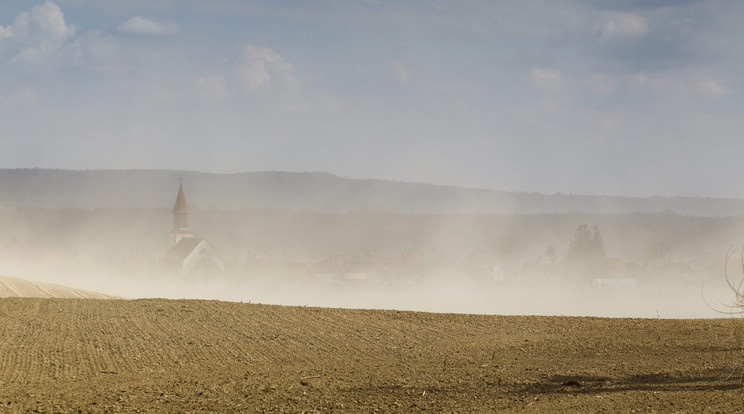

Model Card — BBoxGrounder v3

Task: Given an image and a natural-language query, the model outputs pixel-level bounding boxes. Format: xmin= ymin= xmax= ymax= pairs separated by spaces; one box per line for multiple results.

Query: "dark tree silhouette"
xmin=565 ymin=224 xmax=607 ymax=280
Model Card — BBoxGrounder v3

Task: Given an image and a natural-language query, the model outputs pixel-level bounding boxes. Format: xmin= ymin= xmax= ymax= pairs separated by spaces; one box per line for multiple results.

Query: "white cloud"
xmin=586 ymin=75 xmax=616 ymax=93
xmin=391 ymin=61 xmax=410 ymax=86
xmin=636 ymin=71 xmax=730 ymax=100
xmin=74 ymin=30 xmax=121 ymax=64
xmin=234 ymin=44 xmax=297 ymax=91
xmin=530 ymin=68 xmax=564 ymax=91
xmin=599 ymin=12 xmax=648 ymax=39
xmin=4 ymin=1 xmax=76 ymax=64
xmin=632 ymin=73 xmax=649 ymax=85
xmin=0 ymin=2 xmax=119 ymax=70
xmin=1 ymin=88 xmax=38 ymax=110
xmin=195 ymin=74 xmax=230 ymax=102
xmin=118 ymin=16 xmax=179 ymax=35
xmin=0 ymin=25 xmax=11 ymax=40
xmin=696 ymin=77 xmax=729 ymax=99
xmin=586 ymin=71 xmax=729 ymax=101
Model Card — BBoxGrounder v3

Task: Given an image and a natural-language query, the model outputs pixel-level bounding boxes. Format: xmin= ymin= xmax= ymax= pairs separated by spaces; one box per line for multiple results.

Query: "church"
xmin=161 ymin=181 xmax=225 ymax=282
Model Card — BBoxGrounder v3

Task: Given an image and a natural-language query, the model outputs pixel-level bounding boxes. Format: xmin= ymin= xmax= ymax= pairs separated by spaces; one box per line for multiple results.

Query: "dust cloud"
xmin=0 ymin=203 xmax=742 ymax=319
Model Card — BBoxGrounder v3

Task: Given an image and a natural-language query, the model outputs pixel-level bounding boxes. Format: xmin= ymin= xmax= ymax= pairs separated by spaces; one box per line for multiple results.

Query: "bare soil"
xmin=0 ymin=298 xmax=743 ymax=413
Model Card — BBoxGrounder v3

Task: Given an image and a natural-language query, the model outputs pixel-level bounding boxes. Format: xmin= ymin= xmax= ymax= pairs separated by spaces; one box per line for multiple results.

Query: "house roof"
xmin=173 ymin=182 xmax=189 ymax=213
xmin=163 ymin=237 xmax=204 ymax=263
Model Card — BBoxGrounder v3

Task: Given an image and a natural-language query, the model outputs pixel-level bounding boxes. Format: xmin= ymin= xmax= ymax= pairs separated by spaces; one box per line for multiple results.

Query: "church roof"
xmin=163 ymin=237 xmax=205 ymax=263
xmin=173 ymin=182 xmax=189 ymax=213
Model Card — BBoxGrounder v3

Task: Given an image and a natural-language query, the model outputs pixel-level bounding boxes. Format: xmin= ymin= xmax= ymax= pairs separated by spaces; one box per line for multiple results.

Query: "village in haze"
xmin=0 ymin=169 xmax=740 ymax=318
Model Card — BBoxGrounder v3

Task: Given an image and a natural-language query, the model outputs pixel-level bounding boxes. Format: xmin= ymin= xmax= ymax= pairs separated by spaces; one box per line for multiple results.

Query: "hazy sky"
xmin=1 ymin=1 xmax=743 ymax=197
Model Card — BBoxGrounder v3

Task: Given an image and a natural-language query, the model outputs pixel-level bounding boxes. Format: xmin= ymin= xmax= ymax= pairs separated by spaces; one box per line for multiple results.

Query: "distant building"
xmin=170 ymin=181 xmax=193 ymax=247
xmin=161 ymin=181 xmax=225 ymax=283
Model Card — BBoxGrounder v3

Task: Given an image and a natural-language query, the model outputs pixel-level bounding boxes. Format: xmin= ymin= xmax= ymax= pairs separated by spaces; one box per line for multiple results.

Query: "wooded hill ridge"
xmin=1 ymin=168 xmax=743 ymax=216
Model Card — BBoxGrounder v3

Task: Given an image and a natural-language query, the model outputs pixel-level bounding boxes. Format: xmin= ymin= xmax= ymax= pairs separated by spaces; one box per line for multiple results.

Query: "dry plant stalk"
xmin=723 ymin=247 xmax=744 ymax=314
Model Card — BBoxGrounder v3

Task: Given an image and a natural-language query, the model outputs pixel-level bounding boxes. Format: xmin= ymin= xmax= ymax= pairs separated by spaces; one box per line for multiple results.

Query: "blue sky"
xmin=1 ymin=1 xmax=743 ymax=197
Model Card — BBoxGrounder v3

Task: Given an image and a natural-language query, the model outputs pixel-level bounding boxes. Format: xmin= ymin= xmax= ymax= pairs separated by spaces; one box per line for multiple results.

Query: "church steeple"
xmin=172 ymin=178 xmax=190 ymax=230
xmin=170 ymin=178 xmax=194 ymax=247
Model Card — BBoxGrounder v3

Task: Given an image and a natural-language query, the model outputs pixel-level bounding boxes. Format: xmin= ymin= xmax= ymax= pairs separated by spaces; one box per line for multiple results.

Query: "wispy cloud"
xmin=1 ymin=88 xmax=38 ymax=110
xmin=195 ymin=75 xmax=230 ymax=103
xmin=598 ymin=12 xmax=648 ymax=39
xmin=530 ymin=68 xmax=564 ymax=92
xmin=234 ymin=44 xmax=297 ymax=92
xmin=639 ymin=71 xmax=731 ymax=99
xmin=118 ymin=16 xmax=179 ymax=35
xmin=0 ymin=24 xmax=11 ymax=40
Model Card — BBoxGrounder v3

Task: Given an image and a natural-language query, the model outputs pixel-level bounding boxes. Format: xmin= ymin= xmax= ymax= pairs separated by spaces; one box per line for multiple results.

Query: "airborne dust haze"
xmin=0 ymin=190 xmax=741 ymax=319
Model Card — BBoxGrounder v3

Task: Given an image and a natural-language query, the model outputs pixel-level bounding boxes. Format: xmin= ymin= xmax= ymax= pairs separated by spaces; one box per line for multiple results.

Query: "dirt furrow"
xmin=0 ymin=298 xmax=743 ymax=413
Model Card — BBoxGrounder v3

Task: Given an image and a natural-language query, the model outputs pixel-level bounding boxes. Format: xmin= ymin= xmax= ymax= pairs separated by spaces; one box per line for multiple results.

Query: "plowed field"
xmin=0 ymin=298 xmax=743 ymax=412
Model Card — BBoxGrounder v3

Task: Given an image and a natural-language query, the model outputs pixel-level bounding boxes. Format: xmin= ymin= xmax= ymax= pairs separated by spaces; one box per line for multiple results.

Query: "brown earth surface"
xmin=0 ymin=298 xmax=743 ymax=413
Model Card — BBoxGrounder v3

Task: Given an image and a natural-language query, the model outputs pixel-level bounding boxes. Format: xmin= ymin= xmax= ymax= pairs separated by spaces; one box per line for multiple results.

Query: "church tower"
xmin=170 ymin=179 xmax=194 ymax=247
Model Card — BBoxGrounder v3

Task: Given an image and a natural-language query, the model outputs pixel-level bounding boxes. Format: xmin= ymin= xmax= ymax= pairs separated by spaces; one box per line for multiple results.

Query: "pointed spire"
xmin=173 ymin=181 xmax=189 ymax=213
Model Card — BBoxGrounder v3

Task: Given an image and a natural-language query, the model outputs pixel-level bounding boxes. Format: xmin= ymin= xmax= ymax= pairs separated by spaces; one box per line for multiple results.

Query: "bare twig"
xmin=707 ymin=247 xmax=744 ymax=315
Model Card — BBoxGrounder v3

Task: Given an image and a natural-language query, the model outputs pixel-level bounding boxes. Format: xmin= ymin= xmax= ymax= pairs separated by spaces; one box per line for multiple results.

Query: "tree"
xmin=545 ymin=244 xmax=557 ymax=264
xmin=644 ymin=242 xmax=671 ymax=266
xmin=565 ymin=224 xmax=607 ymax=280
xmin=494 ymin=235 xmax=520 ymax=264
